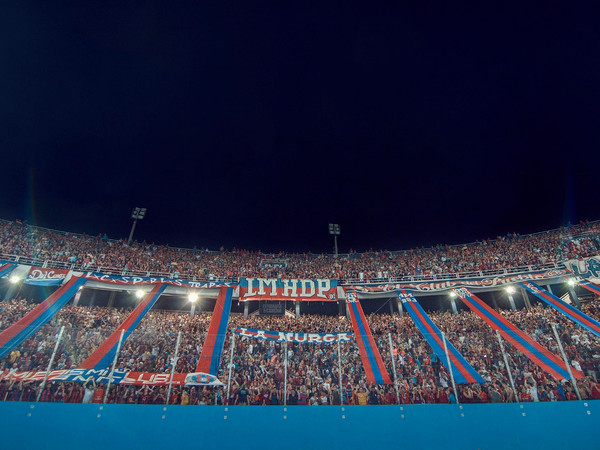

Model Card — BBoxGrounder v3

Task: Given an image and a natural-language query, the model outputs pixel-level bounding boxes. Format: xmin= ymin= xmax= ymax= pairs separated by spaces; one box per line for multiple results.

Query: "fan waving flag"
xmin=79 ymin=283 xmax=168 ymax=369
xmin=0 ymin=276 xmax=87 ymax=360
xmin=196 ymin=286 xmax=233 ymax=375
xmin=520 ymin=281 xmax=600 ymax=339
xmin=398 ymin=290 xmax=484 ymax=384
xmin=452 ymin=287 xmax=584 ymax=380
xmin=345 ymin=290 xmax=392 ymax=385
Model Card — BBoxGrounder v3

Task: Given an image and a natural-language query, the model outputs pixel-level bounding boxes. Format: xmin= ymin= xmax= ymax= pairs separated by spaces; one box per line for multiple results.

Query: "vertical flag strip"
xmin=79 ymin=283 xmax=167 ymax=369
xmin=196 ymin=287 xmax=233 ymax=375
xmin=0 ymin=276 xmax=87 ymax=360
xmin=576 ymin=279 xmax=600 ymax=297
xmin=0 ymin=262 xmax=17 ymax=278
xmin=345 ymin=290 xmax=392 ymax=384
xmin=398 ymin=290 xmax=484 ymax=384
xmin=453 ymin=287 xmax=584 ymax=380
xmin=520 ymin=281 xmax=600 ymax=339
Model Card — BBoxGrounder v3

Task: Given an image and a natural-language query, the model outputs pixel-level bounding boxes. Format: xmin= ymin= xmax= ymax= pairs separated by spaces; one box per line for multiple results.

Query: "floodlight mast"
xmin=328 ymin=223 xmax=341 ymax=258
xmin=128 ymin=207 xmax=147 ymax=245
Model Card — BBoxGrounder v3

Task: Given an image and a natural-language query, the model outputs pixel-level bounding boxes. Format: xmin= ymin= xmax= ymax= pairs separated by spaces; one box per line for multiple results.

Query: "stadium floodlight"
xmin=567 ymin=278 xmax=576 ymax=287
xmin=9 ymin=275 xmax=20 ymax=284
xmin=135 ymin=289 xmax=145 ymax=299
xmin=188 ymin=293 xmax=199 ymax=303
xmin=328 ymin=223 xmax=341 ymax=257
xmin=505 ymin=286 xmax=516 ymax=294
xmin=128 ymin=207 xmax=147 ymax=245
xmin=449 ymin=291 xmax=457 ymax=298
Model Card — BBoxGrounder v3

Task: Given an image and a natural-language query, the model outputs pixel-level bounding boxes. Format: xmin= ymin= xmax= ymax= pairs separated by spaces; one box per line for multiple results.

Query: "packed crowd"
xmin=1 ymin=219 xmax=600 ymax=282
xmin=1 ymin=293 xmax=600 ymax=405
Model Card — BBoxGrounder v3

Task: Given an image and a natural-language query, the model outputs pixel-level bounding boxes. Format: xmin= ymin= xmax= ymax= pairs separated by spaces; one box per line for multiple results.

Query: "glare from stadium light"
xmin=188 ymin=293 xmax=199 ymax=303
xmin=567 ymin=278 xmax=576 ymax=287
xmin=449 ymin=291 xmax=457 ymax=298
xmin=505 ymin=286 xmax=515 ymax=294
xmin=135 ymin=289 xmax=145 ymax=299
xmin=9 ymin=275 xmax=20 ymax=284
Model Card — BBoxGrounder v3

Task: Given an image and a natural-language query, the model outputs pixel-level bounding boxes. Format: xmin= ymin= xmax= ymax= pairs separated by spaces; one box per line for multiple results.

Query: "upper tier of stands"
xmin=1 ymin=218 xmax=599 ymax=283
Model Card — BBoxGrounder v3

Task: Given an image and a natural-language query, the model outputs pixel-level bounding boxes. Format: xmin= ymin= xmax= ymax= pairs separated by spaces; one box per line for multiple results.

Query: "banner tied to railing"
xmin=25 ymin=266 xmax=70 ymax=286
xmin=566 ymin=257 xmax=600 ymax=284
xmin=81 ymin=272 xmax=236 ymax=289
xmin=235 ymin=327 xmax=353 ymax=343
xmin=0 ymin=369 xmax=224 ymax=386
xmin=238 ymin=278 xmax=338 ymax=301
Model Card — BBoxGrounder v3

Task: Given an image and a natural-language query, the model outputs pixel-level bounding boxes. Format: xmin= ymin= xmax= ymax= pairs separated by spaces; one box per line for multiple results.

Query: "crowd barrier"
xmin=0 ymin=400 xmax=598 ymax=449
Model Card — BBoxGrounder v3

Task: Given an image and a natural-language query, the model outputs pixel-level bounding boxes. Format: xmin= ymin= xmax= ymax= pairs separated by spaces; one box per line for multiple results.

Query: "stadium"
xmin=1 ymin=218 xmax=600 ymax=449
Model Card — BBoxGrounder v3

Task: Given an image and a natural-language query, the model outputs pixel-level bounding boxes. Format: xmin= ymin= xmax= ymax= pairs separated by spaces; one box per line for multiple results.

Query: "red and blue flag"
xmin=196 ymin=287 xmax=233 ymax=375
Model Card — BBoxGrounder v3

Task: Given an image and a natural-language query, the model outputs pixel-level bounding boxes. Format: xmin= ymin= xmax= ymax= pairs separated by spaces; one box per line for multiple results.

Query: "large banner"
xmin=25 ymin=266 xmax=70 ymax=286
xmin=79 ymin=284 xmax=167 ymax=370
xmin=566 ymin=257 xmax=600 ymax=284
xmin=452 ymin=287 xmax=584 ymax=380
xmin=239 ymin=278 xmax=338 ymax=301
xmin=520 ymin=281 xmax=600 ymax=339
xmin=398 ymin=290 xmax=484 ymax=384
xmin=351 ymin=268 xmax=568 ymax=293
xmin=196 ymin=287 xmax=233 ymax=375
xmin=235 ymin=327 xmax=353 ymax=343
xmin=345 ymin=290 xmax=392 ymax=385
xmin=82 ymin=272 xmax=236 ymax=289
xmin=0 ymin=277 xmax=87 ymax=360
xmin=0 ymin=369 xmax=223 ymax=386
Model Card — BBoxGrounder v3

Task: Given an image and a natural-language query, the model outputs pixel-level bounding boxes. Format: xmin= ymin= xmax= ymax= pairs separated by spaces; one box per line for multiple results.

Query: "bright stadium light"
xmin=128 ymin=207 xmax=147 ymax=245
xmin=505 ymin=286 xmax=516 ymax=294
xmin=188 ymin=293 xmax=199 ymax=303
xmin=567 ymin=278 xmax=576 ymax=287
xmin=9 ymin=275 xmax=20 ymax=284
xmin=449 ymin=291 xmax=457 ymax=298
xmin=135 ymin=289 xmax=145 ymax=299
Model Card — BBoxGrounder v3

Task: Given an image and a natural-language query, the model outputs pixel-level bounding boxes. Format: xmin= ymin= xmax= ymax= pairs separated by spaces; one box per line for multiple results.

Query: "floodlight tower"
xmin=328 ymin=223 xmax=341 ymax=258
xmin=128 ymin=207 xmax=147 ymax=245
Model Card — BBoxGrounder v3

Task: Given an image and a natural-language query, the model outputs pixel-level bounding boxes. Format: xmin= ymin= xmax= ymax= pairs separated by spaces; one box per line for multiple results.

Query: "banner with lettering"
xmin=566 ymin=257 xmax=600 ymax=284
xmin=239 ymin=278 xmax=338 ymax=301
xmin=82 ymin=272 xmax=236 ymax=289
xmin=0 ymin=369 xmax=223 ymax=386
xmin=235 ymin=327 xmax=353 ymax=343
xmin=350 ymin=268 xmax=568 ymax=293
xmin=25 ymin=266 xmax=70 ymax=286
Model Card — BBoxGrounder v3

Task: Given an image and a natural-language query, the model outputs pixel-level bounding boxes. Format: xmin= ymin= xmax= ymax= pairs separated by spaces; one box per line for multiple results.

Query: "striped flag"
xmin=0 ymin=262 xmax=17 ymax=279
xmin=196 ymin=287 xmax=233 ymax=375
xmin=398 ymin=289 xmax=484 ymax=384
xmin=0 ymin=276 xmax=87 ymax=360
xmin=520 ymin=280 xmax=600 ymax=339
xmin=452 ymin=287 xmax=584 ymax=380
xmin=575 ymin=279 xmax=600 ymax=297
xmin=346 ymin=290 xmax=392 ymax=384
xmin=79 ymin=283 xmax=167 ymax=369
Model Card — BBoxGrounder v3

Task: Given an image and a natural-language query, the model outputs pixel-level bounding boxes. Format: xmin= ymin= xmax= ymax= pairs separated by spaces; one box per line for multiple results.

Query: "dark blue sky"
xmin=1 ymin=2 xmax=599 ymax=252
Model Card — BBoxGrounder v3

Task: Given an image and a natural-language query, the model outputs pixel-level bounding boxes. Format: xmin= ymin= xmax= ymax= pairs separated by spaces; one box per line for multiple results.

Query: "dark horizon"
xmin=2 ymin=3 xmax=599 ymax=254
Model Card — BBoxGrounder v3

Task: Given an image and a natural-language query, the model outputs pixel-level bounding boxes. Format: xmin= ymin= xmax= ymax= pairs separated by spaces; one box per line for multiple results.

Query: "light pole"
xmin=328 ymin=223 xmax=340 ymax=258
xmin=128 ymin=207 xmax=147 ymax=245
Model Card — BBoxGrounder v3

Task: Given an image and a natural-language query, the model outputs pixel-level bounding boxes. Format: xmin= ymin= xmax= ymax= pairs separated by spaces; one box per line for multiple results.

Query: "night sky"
xmin=1 ymin=2 xmax=599 ymax=253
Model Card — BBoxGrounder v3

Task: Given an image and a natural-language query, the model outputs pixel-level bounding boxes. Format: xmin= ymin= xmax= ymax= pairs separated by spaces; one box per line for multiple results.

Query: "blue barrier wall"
xmin=0 ymin=401 xmax=599 ymax=449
